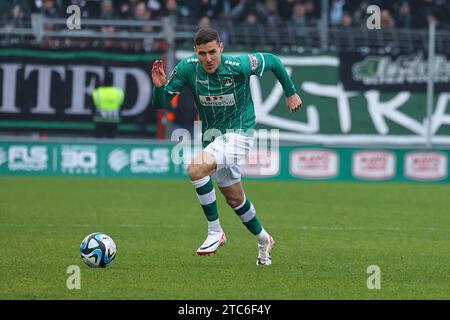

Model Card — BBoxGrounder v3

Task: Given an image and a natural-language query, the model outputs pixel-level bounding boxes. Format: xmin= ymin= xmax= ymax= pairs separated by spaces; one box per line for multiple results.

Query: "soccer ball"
xmin=80 ymin=232 xmax=117 ymax=268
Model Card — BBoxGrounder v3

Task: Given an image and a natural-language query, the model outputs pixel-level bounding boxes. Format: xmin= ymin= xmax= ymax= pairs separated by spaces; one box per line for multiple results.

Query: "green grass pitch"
xmin=0 ymin=177 xmax=449 ymax=299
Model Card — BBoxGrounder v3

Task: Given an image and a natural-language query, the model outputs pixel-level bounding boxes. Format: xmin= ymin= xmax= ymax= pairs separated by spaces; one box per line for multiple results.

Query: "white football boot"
xmin=196 ymin=230 xmax=226 ymax=255
xmin=256 ymin=235 xmax=275 ymax=266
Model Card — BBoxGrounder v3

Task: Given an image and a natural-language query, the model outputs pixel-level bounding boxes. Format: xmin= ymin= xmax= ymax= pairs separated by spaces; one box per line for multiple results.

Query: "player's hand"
xmin=286 ymin=93 xmax=302 ymax=113
xmin=151 ymin=60 xmax=167 ymax=87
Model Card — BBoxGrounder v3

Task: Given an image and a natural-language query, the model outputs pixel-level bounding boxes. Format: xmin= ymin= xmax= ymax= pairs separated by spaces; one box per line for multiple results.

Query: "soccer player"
xmin=151 ymin=27 xmax=302 ymax=266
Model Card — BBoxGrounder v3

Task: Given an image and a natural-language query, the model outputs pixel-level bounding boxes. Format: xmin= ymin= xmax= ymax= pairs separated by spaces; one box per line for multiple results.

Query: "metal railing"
xmin=1 ymin=15 xmax=450 ymax=54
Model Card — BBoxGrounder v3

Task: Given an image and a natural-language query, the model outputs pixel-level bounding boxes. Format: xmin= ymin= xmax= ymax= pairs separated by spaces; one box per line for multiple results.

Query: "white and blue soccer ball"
xmin=80 ymin=232 xmax=117 ymax=268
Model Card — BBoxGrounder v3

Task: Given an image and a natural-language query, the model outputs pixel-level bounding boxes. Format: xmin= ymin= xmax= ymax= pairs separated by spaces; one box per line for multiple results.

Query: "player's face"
xmin=195 ymin=40 xmax=224 ymax=74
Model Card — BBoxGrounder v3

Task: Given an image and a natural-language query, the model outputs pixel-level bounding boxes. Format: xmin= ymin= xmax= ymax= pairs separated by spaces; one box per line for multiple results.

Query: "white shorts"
xmin=203 ymin=132 xmax=255 ymax=188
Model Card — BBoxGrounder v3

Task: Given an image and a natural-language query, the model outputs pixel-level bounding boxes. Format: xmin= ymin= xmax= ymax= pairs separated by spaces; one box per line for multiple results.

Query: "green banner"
xmin=175 ymin=51 xmax=450 ymax=145
xmin=1 ymin=140 xmax=449 ymax=183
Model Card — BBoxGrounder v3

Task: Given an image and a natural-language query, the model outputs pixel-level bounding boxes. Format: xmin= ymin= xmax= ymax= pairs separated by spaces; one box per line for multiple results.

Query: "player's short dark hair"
xmin=194 ymin=27 xmax=220 ymax=46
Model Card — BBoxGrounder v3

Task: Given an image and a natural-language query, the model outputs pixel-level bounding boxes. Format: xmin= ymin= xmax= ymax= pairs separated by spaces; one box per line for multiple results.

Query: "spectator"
xmin=262 ymin=0 xmax=282 ymax=27
xmin=100 ymin=0 xmax=115 ymax=19
xmin=221 ymin=0 xmax=240 ymax=18
xmin=380 ymin=8 xmax=395 ymax=28
xmin=2 ymin=0 xmax=448 ymax=54
xmin=99 ymin=0 xmax=116 ymax=47
xmin=341 ymin=13 xmax=352 ymax=27
xmin=244 ymin=11 xmax=257 ymax=25
xmin=304 ymin=0 xmax=321 ymax=21
xmin=12 ymin=0 xmax=445 ymax=30
xmin=329 ymin=0 xmax=345 ymax=26
xmin=63 ymin=0 xmax=101 ymax=18
xmin=40 ymin=0 xmax=60 ymax=38
xmin=278 ymin=0 xmax=296 ymax=21
xmin=115 ymin=0 xmax=133 ymax=18
xmin=130 ymin=1 xmax=154 ymax=51
xmin=290 ymin=2 xmax=308 ymax=36
xmin=198 ymin=15 xmax=211 ymax=28
xmin=134 ymin=1 xmax=153 ymax=32
xmin=10 ymin=2 xmax=28 ymax=20
xmin=283 ymin=0 xmax=319 ymax=22
xmin=229 ymin=0 xmax=266 ymax=22
xmin=339 ymin=0 xmax=394 ymax=28
xmin=187 ymin=0 xmax=223 ymax=19
xmin=242 ymin=11 xmax=260 ymax=42
xmin=197 ymin=14 xmax=229 ymax=45
xmin=147 ymin=0 xmax=162 ymax=17
xmin=162 ymin=0 xmax=182 ymax=24
xmin=42 ymin=0 xmax=60 ymax=18
xmin=393 ymin=0 xmax=412 ymax=29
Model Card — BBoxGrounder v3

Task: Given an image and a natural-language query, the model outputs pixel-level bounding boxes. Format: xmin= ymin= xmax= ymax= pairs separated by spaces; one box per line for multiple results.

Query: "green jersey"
xmin=152 ymin=52 xmax=297 ymax=135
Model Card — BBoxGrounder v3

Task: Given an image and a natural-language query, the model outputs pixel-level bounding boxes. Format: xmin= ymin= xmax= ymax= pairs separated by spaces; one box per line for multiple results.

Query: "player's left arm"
xmin=243 ymin=53 xmax=302 ymax=113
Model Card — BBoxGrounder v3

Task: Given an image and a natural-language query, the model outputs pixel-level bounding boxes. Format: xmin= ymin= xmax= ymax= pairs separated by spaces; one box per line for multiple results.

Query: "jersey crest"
xmin=222 ymin=76 xmax=233 ymax=87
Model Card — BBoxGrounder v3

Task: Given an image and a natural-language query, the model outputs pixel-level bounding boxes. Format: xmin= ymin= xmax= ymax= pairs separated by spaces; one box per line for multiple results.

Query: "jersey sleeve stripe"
xmin=258 ymin=52 xmax=265 ymax=77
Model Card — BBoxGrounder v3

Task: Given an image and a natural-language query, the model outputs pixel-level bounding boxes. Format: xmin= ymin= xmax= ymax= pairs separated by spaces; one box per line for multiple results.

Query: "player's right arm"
xmin=239 ymin=53 xmax=302 ymax=113
xmin=151 ymin=59 xmax=187 ymax=109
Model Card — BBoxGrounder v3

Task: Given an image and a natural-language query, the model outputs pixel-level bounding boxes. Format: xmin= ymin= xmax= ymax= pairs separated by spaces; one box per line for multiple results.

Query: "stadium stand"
xmin=1 ymin=0 xmax=450 ymax=52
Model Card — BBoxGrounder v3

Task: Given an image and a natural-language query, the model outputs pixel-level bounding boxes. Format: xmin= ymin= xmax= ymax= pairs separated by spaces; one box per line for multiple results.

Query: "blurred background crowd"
xmin=2 ymin=0 xmax=450 ymax=30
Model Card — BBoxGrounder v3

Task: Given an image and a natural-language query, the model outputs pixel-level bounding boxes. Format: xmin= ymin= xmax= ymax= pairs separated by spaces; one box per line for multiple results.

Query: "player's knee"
xmin=188 ymin=164 xmax=206 ymax=180
xmin=226 ymin=195 xmax=245 ymax=209
xmin=187 ymin=164 xmax=198 ymax=180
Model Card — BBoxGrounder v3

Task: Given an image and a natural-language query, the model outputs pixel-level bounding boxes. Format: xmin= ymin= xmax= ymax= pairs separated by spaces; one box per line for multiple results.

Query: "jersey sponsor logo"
xmin=352 ymin=151 xmax=396 ymax=180
xmin=199 ymin=94 xmax=236 ymax=106
xmin=404 ymin=152 xmax=448 ymax=181
xmin=248 ymin=54 xmax=258 ymax=71
xmin=222 ymin=76 xmax=233 ymax=87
